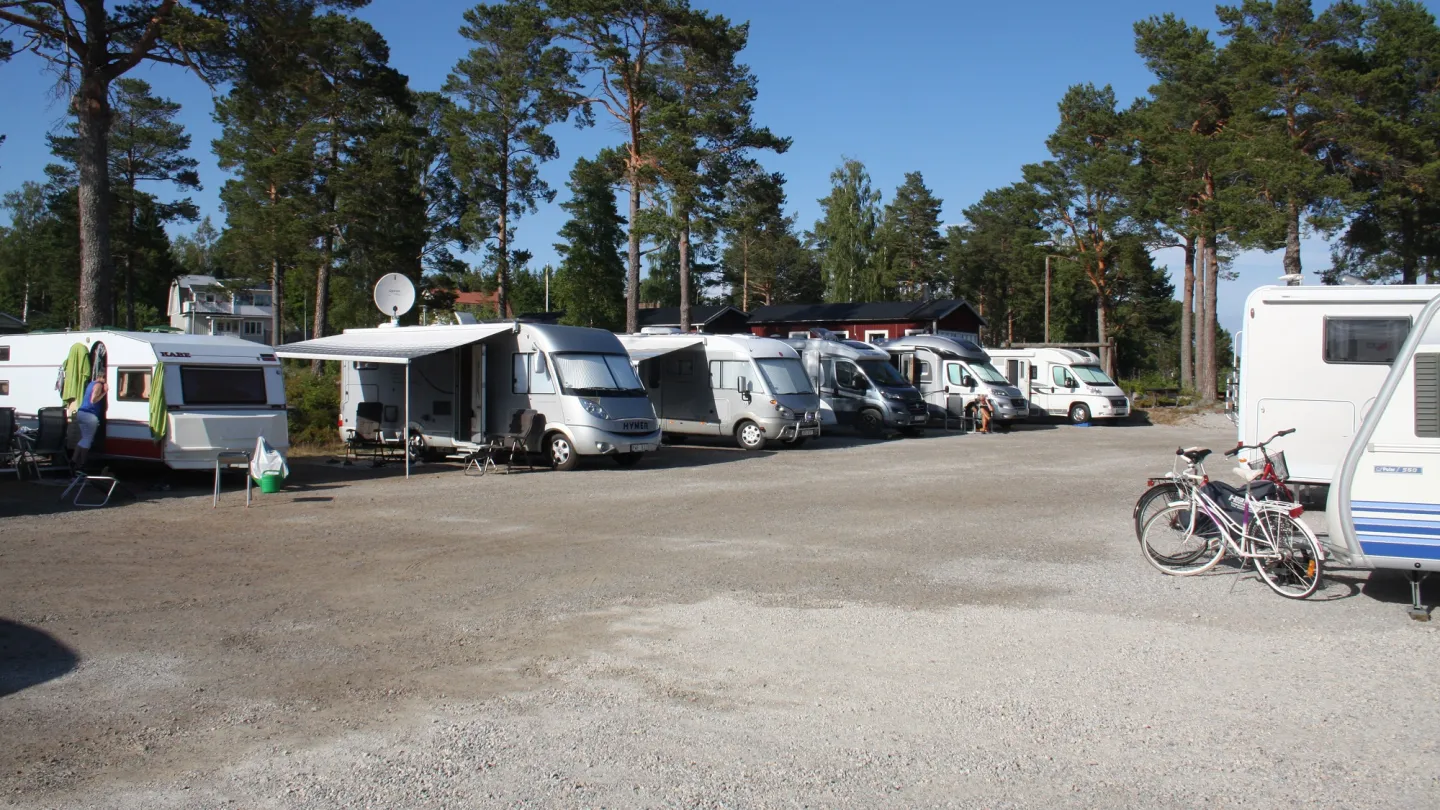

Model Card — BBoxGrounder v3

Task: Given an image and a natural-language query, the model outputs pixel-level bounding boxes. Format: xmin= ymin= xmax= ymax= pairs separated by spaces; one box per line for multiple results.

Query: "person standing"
xmin=72 ymin=375 xmax=106 ymax=470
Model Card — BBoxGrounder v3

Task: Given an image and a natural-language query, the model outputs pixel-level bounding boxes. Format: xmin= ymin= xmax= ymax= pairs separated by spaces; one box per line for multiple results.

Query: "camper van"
xmin=1326 ymin=291 xmax=1440 ymax=618
xmin=878 ymin=335 xmax=1027 ymax=428
xmin=776 ymin=335 xmax=928 ymax=436
xmin=277 ymin=322 xmax=661 ymax=470
xmin=1237 ymin=284 xmax=1440 ymax=497
xmin=986 ymin=347 xmax=1130 ymax=424
xmin=0 ymin=330 xmax=288 ymax=469
xmin=617 ymin=332 xmax=821 ymax=449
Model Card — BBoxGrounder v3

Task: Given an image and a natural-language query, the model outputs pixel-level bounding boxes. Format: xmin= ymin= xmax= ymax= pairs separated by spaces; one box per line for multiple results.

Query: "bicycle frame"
xmin=1169 ymin=473 xmax=1302 ymax=564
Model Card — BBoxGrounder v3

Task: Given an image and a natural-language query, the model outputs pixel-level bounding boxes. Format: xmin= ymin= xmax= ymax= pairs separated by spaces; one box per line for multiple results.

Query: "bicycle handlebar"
xmin=1227 ymin=428 xmax=1297 ymax=457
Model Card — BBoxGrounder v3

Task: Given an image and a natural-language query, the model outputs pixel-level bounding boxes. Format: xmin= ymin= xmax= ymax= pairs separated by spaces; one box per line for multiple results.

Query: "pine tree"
xmin=879 ymin=172 xmax=945 ymax=300
xmin=946 ymin=183 xmax=1049 ymax=345
xmin=553 ymin=155 xmax=626 ymax=329
xmin=811 ymin=158 xmax=884 ymax=302
xmin=720 ymin=167 xmax=786 ymax=309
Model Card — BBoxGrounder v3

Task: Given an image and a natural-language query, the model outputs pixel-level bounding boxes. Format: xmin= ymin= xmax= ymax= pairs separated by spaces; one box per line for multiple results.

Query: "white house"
xmin=168 ymin=275 xmax=274 ymax=344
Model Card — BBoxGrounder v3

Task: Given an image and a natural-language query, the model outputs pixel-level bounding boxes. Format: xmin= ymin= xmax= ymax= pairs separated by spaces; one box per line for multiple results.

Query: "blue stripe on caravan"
xmin=1355 ymin=522 xmax=1440 ymax=537
xmin=1359 ymin=531 xmax=1440 ymax=546
xmin=1353 ymin=516 xmax=1440 ymax=531
xmin=1360 ymin=541 xmax=1440 ymax=560
xmin=1353 ymin=500 xmax=1440 ymax=515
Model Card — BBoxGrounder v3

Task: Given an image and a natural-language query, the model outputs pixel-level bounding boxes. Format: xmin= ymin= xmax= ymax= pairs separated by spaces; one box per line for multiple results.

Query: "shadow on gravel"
xmin=1359 ymin=570 xmax=1440 ymax=613
xmin=0 ymin=620 xmax=78 ymax=698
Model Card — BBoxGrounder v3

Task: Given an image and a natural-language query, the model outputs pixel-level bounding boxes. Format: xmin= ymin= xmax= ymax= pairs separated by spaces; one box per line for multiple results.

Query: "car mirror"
xmin=962 ymin=375 xmax=975 ymax=389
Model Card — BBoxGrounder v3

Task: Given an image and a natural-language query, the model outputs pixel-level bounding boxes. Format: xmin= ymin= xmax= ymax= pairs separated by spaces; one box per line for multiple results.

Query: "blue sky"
xmin=1 ymin=0 xmax=1428 ymax=332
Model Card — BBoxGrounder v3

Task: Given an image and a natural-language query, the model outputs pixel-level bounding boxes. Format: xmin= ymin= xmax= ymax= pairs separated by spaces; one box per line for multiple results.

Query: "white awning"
xmin=274 ymin=324 xmax=512 ymax=364
xmin=621 ymin=338 xmax=705 ymax=362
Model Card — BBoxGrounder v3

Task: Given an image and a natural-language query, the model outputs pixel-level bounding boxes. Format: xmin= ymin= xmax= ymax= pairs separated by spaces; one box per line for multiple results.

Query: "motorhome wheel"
xmin=858 ymin=409 xmax=885 ymax=438
xmin=1069 ymin=403 xmax=1091 ymax=424
xmin=735 ymin=420 xmax=766 ymax=451
xmin=612 ymin=452 xmax=643 ymax=467
xmin=548 ymin=433 xmax=579 ymax=471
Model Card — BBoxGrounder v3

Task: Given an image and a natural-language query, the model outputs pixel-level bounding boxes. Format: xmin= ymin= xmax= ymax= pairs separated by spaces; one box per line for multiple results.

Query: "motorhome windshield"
xmin=1072 ymin=365 xmax=1116 ymax=386
xmin=180 ymin=366 xmax=267 ymax=405
xmin=857 ymin=358 xmax=907 ymax=387
xmin=756 ymin=357 xmax=813 ymax=395
xmin=971 ymin=363 xmax=1010 ymax=385
xmin=553 ymin=352 xmax=647 ymax=397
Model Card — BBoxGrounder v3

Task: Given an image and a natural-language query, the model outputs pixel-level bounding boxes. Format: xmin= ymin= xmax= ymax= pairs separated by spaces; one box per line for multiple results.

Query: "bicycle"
xmin=1139 ymin=443 xmax=1324 ymax=599
xmin=1132 ymin=428 xmax=1297 ymax=540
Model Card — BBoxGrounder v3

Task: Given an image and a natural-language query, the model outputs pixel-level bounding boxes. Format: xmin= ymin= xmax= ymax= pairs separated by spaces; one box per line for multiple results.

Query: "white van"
xmin=986 ymin=347 xmax=1130 ymax=424
xmin=1237 ymin=284 xmax=1440 ymax=494
xmin=878 ymin=335 xmax=1027 ymax=428
xmin=0 ymin=330 xmax=288 ymax=469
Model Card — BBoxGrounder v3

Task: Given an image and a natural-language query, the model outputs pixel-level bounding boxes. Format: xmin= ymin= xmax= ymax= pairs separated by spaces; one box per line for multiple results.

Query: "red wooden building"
xmin=747 ymin=300 xmax=986 ymax=344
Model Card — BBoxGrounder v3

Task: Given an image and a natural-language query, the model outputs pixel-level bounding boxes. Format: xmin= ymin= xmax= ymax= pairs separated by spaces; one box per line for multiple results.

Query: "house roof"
xmin=747 ymin=299 xmax=986 ymax=327
xmin=0 ymin=310 xmax=26 ymax=333
xmin=636 ymin=305 xmax=746 ymax=327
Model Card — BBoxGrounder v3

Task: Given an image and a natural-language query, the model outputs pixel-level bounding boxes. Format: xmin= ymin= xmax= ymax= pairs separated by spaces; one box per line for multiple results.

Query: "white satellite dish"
xmin=373 ymin=273 xmax=416 ymax=323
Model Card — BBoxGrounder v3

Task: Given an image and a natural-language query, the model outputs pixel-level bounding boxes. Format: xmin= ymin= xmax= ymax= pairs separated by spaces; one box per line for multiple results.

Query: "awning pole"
xmin=404 ymin=361 xmax=411 ymax=480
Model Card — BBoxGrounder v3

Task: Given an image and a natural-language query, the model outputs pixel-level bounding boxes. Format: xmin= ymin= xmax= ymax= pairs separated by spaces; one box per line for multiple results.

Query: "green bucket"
xmin=256 ymin=471 xmax=283 ymax=494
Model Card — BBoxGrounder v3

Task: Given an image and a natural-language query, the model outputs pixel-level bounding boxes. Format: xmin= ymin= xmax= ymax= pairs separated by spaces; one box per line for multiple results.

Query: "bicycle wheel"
xmin=1140 ymin=503 xmax=1227 ymax=576
xmin=1134 ymin=481 xmax=1183 ymax=540
xmin=1251 ymin=511 xmax=1324 ymax=599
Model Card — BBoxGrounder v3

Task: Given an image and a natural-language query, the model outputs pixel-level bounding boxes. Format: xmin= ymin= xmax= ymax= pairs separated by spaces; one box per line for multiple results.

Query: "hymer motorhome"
xmin=277 ymin=321 xmax=661 ymax=470
xmin=986 ymin=347 xmax=1130 ymax=424
xmin=0 ymin=330 xmax=288 ymax=469
xmin=781 ymin=334 xmax=928 ymax=437
xmin=1237 ymin=283 xmax=1440 ymax=495
xmin=617 ymin=331 xmax=821 ymax=450
xmin=879 ymin=335 xmax=1027 ymax=428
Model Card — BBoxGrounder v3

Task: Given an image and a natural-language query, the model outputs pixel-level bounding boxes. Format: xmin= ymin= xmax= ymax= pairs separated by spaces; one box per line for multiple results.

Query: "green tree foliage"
xmin=445 ymin=0 xmax=575 ymax=320
xmin=0 ymin=181 xmax=77 ymax=328
xmin=811 ymin=158 xmax=884 ymax=302
xmin=172 ymin=217 xmax=221 ymax=277
xmin=946 ymin=183 xmax=1048 ymax=345
xmin=878 ymin=171 xmax=945 ymax=300
xmin=553 ymin=155 xmax=625 ymax=329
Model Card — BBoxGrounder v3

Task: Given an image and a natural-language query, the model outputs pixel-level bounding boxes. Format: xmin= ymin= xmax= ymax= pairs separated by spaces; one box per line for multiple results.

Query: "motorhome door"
xmin=830 ymin=358 xmax=870 ymax=425
xmin=1006 ymin=359 xmax=1032 ymax=400
xmin=943 ymin=361 xmax=974 ymax=420
xmin=470 ymin=344 xmax=485 ymax=442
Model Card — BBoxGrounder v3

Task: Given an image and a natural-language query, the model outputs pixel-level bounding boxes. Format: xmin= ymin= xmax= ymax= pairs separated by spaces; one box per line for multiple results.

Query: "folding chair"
xmin=22 ymin=407 xmax=72 ymax=478
xmin=344 ymin=401 xmax=386 ymax=465
xmin=59 ymin=473 xmax=128 ymax=507
xmin=506 ymin=410 xmax=547 ymax=472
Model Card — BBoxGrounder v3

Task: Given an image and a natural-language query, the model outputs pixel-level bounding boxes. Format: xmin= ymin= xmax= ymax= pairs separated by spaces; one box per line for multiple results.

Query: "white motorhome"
xmin=0 ymin=330 xmax=288 ymax=469
xmin=277 ymin=321 xmax=661 ymax=470
xmin=1326 ymin=291 xmax=1440 ymax=618
xmin=878 ymin=335 xmax=1027 ymax=428
xmin=1236 ymin=284 xmax=1440 ymax=495
xmin=986 ymin=347 xmax=1130 ymax=424
xmin=617 ymin=332 xmax=821 ymax=449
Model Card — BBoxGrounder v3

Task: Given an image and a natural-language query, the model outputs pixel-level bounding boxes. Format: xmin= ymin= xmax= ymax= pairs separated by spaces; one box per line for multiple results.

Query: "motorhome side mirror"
xmin=962 ymin=374 xmax=975 ymax=389
xmin=736 ymin=376 xmax=750 ymax=393
xmin=1066 ymin=378 xmax=1078 ymax=389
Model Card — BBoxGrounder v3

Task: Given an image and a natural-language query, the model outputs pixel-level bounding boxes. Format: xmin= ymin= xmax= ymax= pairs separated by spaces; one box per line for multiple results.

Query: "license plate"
xmin=630 ymin=444 xmax=648 ymax=453
xmin=913 ymin=415 xmax=928 ymax=424
xmin=799 ymin=427 xmax=820 ymax=437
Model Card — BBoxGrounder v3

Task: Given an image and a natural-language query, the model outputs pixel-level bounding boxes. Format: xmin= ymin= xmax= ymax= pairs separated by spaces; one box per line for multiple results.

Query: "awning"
xmin=274 ymin=324 xmax=512 ymax=364
xmin=622 ymin=338 xmax=705 ymax=363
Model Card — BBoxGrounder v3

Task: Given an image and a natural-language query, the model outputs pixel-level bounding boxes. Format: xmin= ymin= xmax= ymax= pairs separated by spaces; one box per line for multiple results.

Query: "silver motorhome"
xmin=781 ymin=335 xmax=928 ymax=437
xmin=617 ymin=332 xmax=821 ymax=450
xmin=879 ymin=335 xmax=1028 ymax=427
xmin=277 ymin=321 xmax=661 ymax=470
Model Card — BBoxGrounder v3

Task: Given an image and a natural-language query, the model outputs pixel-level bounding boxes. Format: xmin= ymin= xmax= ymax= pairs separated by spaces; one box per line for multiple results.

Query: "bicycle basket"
xmin=1249 ymin=450 xmax=1289 ymax=482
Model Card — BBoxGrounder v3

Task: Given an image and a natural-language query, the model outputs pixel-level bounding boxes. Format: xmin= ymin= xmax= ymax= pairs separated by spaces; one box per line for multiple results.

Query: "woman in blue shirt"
xmin=72 ymin=376 xmax=107 ymax=470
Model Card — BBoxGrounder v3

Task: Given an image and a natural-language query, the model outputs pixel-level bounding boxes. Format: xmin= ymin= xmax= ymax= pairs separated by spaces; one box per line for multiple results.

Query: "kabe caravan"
xmin=986 ymin=347 xmax=1130 ymax=424
xmin=781 ymin=334 xmax=928 ymax=437
xmin=617 ymin=331 xmax=821 ymax=449
xmin=1237 ymin=284 xmax=1440 ymax=495
xmin=1327 ymin=291 xmax=1440 ymax=617
xmin=277 ymin=321 xmax=661 ymax=470
xmin=0 ymin=330 xmax=288 ymax=469
xmin=878 ymin=335 xmax=1027 ymax=427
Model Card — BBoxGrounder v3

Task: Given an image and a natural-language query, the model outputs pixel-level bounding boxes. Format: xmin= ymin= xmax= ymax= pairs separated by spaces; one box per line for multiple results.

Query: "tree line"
xmin=2 ymin=0 xmax=1438 ymax=394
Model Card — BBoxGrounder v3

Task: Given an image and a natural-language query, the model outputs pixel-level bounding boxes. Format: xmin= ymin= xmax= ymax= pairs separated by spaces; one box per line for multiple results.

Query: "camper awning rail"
xmin=274 ymin=324 xmax=512 ymax=364
xmin=622 ymin=337 xmax=706 ymax=362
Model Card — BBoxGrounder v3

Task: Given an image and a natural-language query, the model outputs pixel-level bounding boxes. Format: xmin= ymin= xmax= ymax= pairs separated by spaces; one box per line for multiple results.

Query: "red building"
xmin=747 ymin=300 xmax=986 ymax=344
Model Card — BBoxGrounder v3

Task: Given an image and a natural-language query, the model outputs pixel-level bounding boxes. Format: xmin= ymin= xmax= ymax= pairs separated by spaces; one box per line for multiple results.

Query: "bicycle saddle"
xmin=1176 ymin=447 xmax=1211 ymax=463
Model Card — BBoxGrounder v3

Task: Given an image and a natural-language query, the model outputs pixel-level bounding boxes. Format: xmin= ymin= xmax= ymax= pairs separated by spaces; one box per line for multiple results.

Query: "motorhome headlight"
xmin=881 ymin=389 xmax=906 ymax=401
xmin=579 ymin=398 xmax=610 ymax=420
xmin=774 ymin=403 xmax=794 ymax=419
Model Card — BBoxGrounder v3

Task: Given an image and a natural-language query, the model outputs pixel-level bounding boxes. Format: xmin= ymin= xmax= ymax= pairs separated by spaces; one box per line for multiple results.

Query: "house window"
xmin=788 ymin=331 xmax=809 ymax=339
xmin=214 ymin=320 xmax=238 ymax=334
xmin=864 ymin=329 xmax=888 ymax=343
xmin=253 ymin=294 xmax=271 ymax=307
xmin=116 ymin=368 xmax=152 ymax=402
xmin=1324 ymin=317 xmax=1410 ymax=365
xmin=835 ymin=330 xmax=850 ymax=339
xmin=205 ymin=293 xmax=216 ymax=304
xmin=243 ymin=321 xmax=264 ymax=336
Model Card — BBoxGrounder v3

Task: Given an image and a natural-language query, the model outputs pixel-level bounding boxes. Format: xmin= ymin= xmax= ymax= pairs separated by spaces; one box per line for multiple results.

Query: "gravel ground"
xmin=2 ymin=420 xmax=1438 ymax=809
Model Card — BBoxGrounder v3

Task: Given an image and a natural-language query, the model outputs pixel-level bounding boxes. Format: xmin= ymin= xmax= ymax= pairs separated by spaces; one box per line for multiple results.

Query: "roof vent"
xmin=640 ymin=326 xmax=683 ymax=335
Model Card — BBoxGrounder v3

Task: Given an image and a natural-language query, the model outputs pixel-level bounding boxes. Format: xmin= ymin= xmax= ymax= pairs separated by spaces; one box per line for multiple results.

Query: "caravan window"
xmin=179 ymin=366 xmax=266 ymax=405
xmin=1325 ymin=317 xmax=1410 ymax=364
xmin=0 ymin=381 xmax=7 ymax=395
xmin=553 ymin=353 xmax=645 ymax=396
xmin=916 ymin=360 xmax=932 ymax=384
xmin=511 ymin=353 xmax=556 ymax=394
xmin=512 ymin=354 xmax=529 ymax=394
xmin=116 ymin=368 xmax=152 ymax=402
xmin=710 ymin=360 xmax=752 ymax=391
xmin=0 ymin=346 xmax=8 ymax=361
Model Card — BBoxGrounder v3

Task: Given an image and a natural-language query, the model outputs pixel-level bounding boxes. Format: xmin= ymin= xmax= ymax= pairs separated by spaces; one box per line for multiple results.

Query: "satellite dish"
xmin=373 ymin=273 xmax=416 ymax=322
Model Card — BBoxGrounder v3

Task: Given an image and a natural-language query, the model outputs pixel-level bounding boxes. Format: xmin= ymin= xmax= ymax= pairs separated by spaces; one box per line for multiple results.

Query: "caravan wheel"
xmin=548 ymin=433 xmax=579 ymax=471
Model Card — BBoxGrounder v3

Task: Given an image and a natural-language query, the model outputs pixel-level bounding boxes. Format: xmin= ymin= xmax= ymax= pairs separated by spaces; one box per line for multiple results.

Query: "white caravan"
xmin=617 ymin=332 xmax=821 ymax=449
xmin=1236 ymin=284 xmax=1440 ymax=497
xmin=986 ymin=347 xmax=1131 ymax=424
xmin=277 ymin=322 xmax=661 ymax=470
xmin=878 ymin=335 xmax=1027 ymax=428
xmin=0 ymin=330 xmax=288 ymax=469
xmin=1326 ymin=291 xmax=1440 ymax=618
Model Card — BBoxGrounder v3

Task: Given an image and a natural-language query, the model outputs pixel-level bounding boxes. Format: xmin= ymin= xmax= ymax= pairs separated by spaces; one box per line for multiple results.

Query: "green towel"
xmin=148 ymin=362 xmax=167 ymax=440
xmin=61 ymin=343 xmax=91 ymax=405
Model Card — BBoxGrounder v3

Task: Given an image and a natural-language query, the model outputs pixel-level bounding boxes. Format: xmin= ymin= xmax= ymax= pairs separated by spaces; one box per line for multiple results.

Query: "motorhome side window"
xmin=1324 ymin=317 xmax=1410 ymax=364
xmin=511 ymin=353 xmax=554 ymax=394
xmin=916 ymin=361 xmax=931 ymax=383
xmin=1416 ymin=354 xmax=1440 ymax=438
xmin=1053 ymin=367 xmax=1075 ymax=387
xmin=834 ymin=361 xmax=862 ymax=389
xmin=116 ymin=368 xmax=152 ymax=401
xmin=0 ymin=346 xmax=9 ymax=361
xmin=710 ymin=360 xmax=750 ymax=390
xmin=179 ymin=366 xmax=266 ymax=405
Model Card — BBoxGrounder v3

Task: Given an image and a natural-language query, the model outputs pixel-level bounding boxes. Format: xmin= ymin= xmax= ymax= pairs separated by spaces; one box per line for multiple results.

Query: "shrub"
xmin=285 ymin=362 xmax=341 ymax=446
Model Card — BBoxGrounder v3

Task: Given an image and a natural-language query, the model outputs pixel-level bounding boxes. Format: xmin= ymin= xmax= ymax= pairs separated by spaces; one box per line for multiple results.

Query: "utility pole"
xmin=544 ymin=267 xmax=550 ymax=312
xmin=1044 ymin=255 xmax=1053 ymax=344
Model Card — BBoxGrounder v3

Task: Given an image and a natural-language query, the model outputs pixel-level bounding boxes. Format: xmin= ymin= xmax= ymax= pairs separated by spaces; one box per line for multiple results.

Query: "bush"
xmin=285 ymin=362 xmax=341 ymax=446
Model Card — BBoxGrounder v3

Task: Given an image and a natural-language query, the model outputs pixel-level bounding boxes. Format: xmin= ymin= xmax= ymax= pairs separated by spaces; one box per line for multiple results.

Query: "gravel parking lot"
xmin=2 ymin=419 xmax=1438 ymax=809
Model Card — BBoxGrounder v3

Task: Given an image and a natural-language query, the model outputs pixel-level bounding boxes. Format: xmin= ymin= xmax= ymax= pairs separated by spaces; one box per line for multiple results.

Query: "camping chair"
xmin=506 ymin=410 xmax=546 ymax=472
xmin=344 ymin=401 xmax=386 ymax=465
xmin=0 ymin=407 xmax=19 ymax=480
xmin=22 ymin=407 xmax=71 ymax=478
